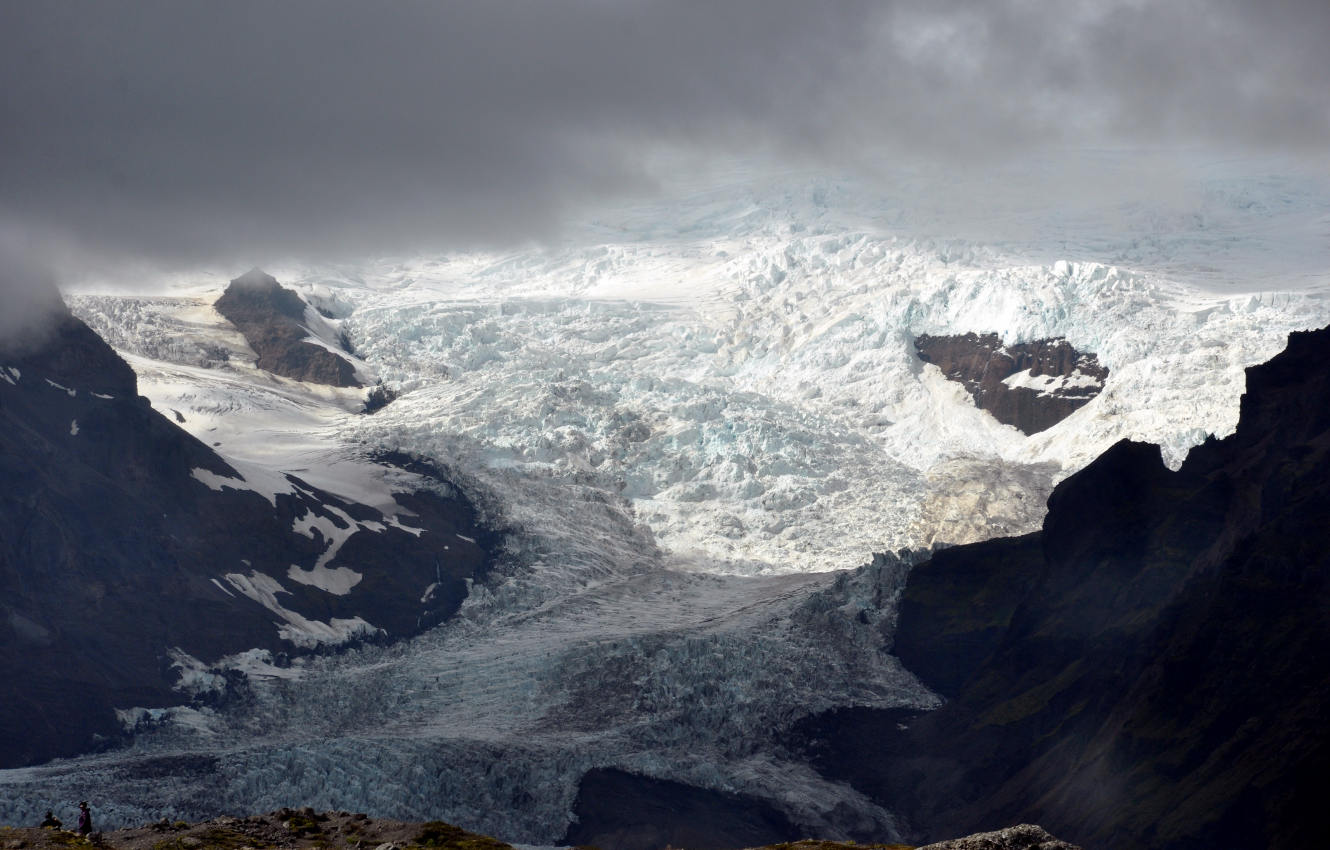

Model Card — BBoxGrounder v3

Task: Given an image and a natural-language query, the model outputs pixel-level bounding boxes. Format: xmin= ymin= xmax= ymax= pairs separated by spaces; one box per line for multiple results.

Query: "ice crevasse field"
xmin=6 ymin=163 xmax=1330 ymax=842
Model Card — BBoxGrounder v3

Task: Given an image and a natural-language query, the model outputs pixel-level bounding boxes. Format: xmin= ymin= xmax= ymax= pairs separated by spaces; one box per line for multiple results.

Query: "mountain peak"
xmin=215 ymin=271 xmax=362 ymax=387
xmin=231 ymin=267 xmax=280 ymax=291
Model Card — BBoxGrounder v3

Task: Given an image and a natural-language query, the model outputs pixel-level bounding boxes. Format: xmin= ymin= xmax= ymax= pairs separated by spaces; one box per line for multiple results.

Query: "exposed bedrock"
xmin=0 ymin=304 xmax=496 ymax=768
xmin=214 ymin=268 xmax=361 ymax=387
xmin=793 ymin=326 xmax=1330 ymax=849
xmin=914 ymin=333 xmax=1107 ymax=435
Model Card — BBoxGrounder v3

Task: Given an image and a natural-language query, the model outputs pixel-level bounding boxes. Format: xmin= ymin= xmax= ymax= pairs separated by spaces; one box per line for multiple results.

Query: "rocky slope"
xmin=794 ymin=325 xmax=1330 ymax=849
xmin=0 ymin=301 xmax=497 ymax=768
xmin=213 ymin=269 xmax=361 ymax=387
xmin=913 ymin=334 xmax=1107 ymax=435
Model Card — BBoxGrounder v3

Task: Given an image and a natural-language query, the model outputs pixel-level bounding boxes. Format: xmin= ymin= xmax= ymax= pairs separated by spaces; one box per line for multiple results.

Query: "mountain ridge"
xmin=792 ymin=325 xmax=1330 ymax=849
xmin=0 ymin=300 xmax=498 ymax=768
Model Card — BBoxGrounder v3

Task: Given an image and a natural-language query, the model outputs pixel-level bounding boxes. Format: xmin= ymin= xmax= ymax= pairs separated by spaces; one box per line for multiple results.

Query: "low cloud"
xmin=1 ymin=1 xmax=1326 ymax=273
xmin=0 ymin=232 xmax=68 ymax=348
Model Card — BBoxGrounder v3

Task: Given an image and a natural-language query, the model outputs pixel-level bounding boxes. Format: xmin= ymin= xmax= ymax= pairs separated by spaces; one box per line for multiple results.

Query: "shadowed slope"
xmin=797 ymin=326 xmax=1330 ymax=849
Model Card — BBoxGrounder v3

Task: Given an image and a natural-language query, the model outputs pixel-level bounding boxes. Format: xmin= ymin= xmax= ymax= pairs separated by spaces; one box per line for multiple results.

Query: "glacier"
xmin=5 ymin=164 xmax=1330 ymax=842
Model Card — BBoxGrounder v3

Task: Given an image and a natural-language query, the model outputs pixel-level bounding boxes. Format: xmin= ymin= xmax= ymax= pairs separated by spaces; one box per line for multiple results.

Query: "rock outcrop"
xmin=914 ymin=334 xmax=1107 ymax=435
xmin=794 ymin=326 xmax=1330 ymax=849
xmin=917 ymin=824 xmax=1080 ymax=850
xmin=0 ymin=302 xmax=496 ymax=768
xmin=214 ymin=268 xmax=361 ymax=387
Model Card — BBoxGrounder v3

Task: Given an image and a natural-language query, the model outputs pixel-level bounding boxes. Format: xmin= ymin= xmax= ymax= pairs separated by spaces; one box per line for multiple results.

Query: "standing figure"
xmin=77 ymin=801 xmax=92 ymax=835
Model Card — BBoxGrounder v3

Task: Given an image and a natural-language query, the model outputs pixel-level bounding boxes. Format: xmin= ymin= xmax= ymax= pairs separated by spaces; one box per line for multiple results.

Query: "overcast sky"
xmin=2 ymin=0 xmax=1328 ymax=285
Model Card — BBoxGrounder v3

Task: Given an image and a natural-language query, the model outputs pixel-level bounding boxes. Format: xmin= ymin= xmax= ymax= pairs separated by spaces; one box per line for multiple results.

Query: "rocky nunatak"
xmin=914 ymin=333 xmax=1107 ymax=434
xmin=0 ymin=300 xmax=499 ymax=768
xmin=214 ymin=268 xmax=362 ymax=387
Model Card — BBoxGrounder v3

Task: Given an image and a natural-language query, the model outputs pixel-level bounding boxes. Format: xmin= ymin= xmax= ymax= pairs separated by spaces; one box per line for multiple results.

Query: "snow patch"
xmin=219 ymin=648 xmax=304 ymax=680
xmin=115 ymin=705 xmax=220 ymax=737
xmin=222 ymin=570 xmax=381 ymax=647
xmin=45 ymin=379 xmax=75 ymax=396
xmin=166 ymin=648 xmax=234 ymax=702
xmin=386 ymin=514 xmax=425 ymax=536
xmin=69 ymin=420 xmax=79 ymax=436
xmin=191 ymin=467 xmax=258 ymax=499
xmin=287 ymin=563 xmax=363 ymax=596
xmin=291 ymin=502 xmax=386 ymax=571
xmin=1001 ymin=368 xmax=1103 ymax=396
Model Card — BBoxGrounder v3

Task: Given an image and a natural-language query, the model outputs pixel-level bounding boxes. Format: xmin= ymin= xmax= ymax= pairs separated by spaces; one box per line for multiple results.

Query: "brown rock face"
xmin=914 ymin=333 xmax=1107 ymax=435
xmin=214 ymin=268 xmax=361 ymax=387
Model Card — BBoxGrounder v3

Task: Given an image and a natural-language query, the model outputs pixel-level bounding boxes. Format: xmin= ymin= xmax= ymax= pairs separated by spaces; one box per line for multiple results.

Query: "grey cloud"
xmin=0 ymin=233 xmax=66 ymax=347
xmin=1 ymin=0 xmax=1326 ymax=272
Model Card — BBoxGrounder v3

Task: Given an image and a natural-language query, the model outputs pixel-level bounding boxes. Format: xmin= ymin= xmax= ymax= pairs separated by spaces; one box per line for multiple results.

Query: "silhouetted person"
xmin=40 ymin=811 xmax=62 ymax=829
xmin=77 ymin=801 xmax=92 ymax=835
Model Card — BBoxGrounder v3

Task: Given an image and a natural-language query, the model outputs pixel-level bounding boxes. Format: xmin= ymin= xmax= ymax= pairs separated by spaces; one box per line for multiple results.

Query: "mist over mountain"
xmin=4 ymin=3 xmax=1330 ymax=847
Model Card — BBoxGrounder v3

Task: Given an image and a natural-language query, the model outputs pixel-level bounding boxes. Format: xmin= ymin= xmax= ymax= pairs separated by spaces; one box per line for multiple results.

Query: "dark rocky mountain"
xmin=793 ymin=326 xmax=1330 ymax=849
xmin=0 ymin=302 xmax=497 ymax=769
xmin=562 ymin=768 xmax=801 ymax=850
xmin=914 ymin=334 xmax=1107 ymax=435
xmin=214 ymin=268 xmax=362 ymax=387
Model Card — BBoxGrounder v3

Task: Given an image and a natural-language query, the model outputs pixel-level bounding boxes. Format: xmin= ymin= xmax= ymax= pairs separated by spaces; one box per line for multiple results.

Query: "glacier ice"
xmin=16 ymin=166 xmax=1330 ymax=842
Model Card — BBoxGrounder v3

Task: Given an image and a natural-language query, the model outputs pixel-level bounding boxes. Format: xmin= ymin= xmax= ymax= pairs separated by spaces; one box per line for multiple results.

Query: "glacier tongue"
xmin=0 ymin=554 xmax=932 ymax=842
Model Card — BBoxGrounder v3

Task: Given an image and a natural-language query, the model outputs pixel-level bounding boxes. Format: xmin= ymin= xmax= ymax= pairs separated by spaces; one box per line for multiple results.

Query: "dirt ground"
xmin=0 ymin=810 xmax=514 ymax=850
xmin=0 ymin=813 xmax=927 ymax=850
